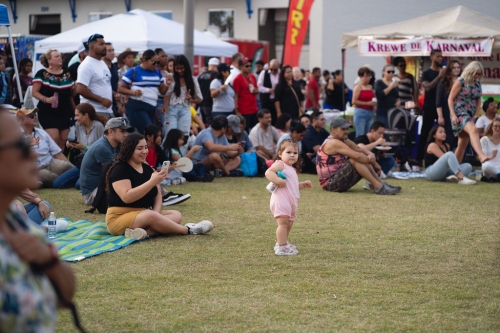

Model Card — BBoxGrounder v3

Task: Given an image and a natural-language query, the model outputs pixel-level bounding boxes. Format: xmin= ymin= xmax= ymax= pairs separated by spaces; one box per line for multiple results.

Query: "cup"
xmin=405 ymin=101 xmax=415 ymax=109
xmin=475 ymin=170 xmax=483 ymax=181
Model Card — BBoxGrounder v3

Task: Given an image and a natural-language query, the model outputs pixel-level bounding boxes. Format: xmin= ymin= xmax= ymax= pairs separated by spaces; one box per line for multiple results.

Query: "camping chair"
xmin=384 ymin=108 xmax=417 ymax=167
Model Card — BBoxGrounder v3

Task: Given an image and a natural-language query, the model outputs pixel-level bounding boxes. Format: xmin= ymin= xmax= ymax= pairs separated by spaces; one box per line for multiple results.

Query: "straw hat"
xmin=16 ymin=107 xmax=39 ymax=119
xmin=117 ymin=48 xmax=138 ymax=65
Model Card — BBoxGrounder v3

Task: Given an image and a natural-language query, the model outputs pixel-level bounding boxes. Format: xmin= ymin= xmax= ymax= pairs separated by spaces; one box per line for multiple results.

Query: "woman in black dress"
xmin=32 ymin=49 xmax=76 ymax=149
xmin=274 ymin=65 xmax=304 ymax=123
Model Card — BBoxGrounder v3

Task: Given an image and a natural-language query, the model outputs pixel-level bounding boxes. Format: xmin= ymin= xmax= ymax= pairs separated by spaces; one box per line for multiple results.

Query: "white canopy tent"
xmin=34 ymin=9 xmax=237 ymax=57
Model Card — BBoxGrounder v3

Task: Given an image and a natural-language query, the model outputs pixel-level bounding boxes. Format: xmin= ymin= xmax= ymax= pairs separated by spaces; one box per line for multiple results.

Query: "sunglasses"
xmin=24 ymin=113 xmax=37 ymax=119
xmin=88 ymin=33 xmax=104 ymax=45
xmin=386 ymin=70 xmax=395 ymax=74
xmin=151 ymin=60 xmax=159 ymax=65
xmin=244 ymin=65 xmax=252 ymax=68
xmin=0 ymin=138 xmax=32 ymax=159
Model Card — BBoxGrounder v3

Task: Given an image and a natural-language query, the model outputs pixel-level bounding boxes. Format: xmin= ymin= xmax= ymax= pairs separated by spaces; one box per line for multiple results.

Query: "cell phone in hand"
xmin=162 ymin=161 xmax=170 ymax=171
xmin=68 ymin=138 xmax=78 ymax=143
xmin=239 ymin=141 xmax=246 ymax=146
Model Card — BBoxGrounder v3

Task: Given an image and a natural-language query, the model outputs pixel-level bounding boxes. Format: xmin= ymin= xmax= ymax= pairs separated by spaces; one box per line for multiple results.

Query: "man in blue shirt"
xmin=194 ymin=116 xmax=244 ymax=177
xmin=79 ymin=117 xmax=130 ymax=205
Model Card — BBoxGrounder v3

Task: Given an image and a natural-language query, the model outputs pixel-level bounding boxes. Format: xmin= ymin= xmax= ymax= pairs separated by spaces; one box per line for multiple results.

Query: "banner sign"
xmin=282 ymin=0 xmax=314 ymax=66
xmin=358 ymin=37 xmax=494 ymax=57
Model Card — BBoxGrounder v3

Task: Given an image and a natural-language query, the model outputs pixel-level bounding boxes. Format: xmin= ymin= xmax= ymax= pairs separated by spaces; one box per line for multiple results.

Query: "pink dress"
xmin=270 ymin=161 xmax=300 ymax=220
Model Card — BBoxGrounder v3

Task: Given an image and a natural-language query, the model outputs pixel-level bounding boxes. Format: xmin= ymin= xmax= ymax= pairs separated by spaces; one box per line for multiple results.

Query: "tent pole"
xmin=341 ymin=48 xmax=345 ymax=119
xmin=183 ymin=0 xmax=194 ymax=70
xmin=7 ymin=25 xmax=22 ymax=105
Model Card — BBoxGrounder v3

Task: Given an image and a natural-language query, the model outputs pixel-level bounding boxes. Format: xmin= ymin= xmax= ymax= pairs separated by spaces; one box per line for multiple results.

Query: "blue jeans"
xmin=182 ymin=163 xmax=206 ymax=181
xmin=377 ymin=155 xmax=396 ymax=174
xmin=354 ymin=108 xmax=374 ymax=137
xmin=126 ymin=98 xmax=156 ymax=135
xmin=157 ymin=98 xmax=166 ymax=137
xmin=25 ymin=201 xmax=51 ymax=224
xmin=53 ymin=167 xmax=80 ymax=189
xmin=165 ymin=104 xmax=191 ymax=137
xmin=425 ymin=152 xmax=472 ymax=181
xmin=212 ymin=111 xmax=233 ymax=119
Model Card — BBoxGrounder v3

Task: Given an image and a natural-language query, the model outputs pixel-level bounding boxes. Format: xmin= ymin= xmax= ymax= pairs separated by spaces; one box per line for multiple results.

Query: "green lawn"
xmin=43 ymin=176 xmax=500 ymax=332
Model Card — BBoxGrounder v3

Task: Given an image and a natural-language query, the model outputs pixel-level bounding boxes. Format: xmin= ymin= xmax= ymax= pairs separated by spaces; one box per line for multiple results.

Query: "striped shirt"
xmin=397 ymin=74 xmax=416 ymax=106
xmin=122 ymin=66 xmax=165 ymax=106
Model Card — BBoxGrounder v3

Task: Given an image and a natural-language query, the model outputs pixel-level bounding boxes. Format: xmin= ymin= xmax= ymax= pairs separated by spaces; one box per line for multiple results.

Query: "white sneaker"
xmin=458 ymin=177 xmax=476 ymax=185
xmin=124 ymin=228 xmax=148 ymax=240
xmin=275 ymin=244 xmax=298 ymax=256
xmin=446 ymin=175 xmax=459 ymax=183
xmin=41 ymin=219 xmax=68 ymax=232
xmin=188 ymin=220 xmax=214 ymax=235
xmin=380 ymin=170 xmax=387 ymax=179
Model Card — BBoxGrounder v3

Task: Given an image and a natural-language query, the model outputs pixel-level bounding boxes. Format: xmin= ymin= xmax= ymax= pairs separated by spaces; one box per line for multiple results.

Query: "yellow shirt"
xmin=190 ymin=107 xmax=198 ymax=126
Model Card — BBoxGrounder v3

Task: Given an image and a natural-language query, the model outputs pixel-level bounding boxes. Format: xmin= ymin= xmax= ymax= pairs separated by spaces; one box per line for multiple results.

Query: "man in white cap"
xmin=197 ymin=57 xmax=219 ymax=124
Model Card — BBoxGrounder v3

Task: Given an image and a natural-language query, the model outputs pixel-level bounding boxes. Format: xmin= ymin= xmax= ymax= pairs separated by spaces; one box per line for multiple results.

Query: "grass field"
xmin=43 ymin=175 xmax=500 ymax=332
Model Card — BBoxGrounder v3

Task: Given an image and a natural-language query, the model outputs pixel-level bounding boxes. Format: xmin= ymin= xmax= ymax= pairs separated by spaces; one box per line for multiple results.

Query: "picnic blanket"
xmin=391 ymin=171 xmax=427 ymax=179
xmin=53 ymin=219 xmax=137 ymax=262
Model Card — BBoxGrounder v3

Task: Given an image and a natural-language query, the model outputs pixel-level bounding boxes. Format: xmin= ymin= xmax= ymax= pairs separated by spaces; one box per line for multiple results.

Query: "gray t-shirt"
xmin=210 ymin=79 xmax=235 ymax=113
xmin=277 ymin=133 xmax=302 ymax=153
xmin=79 ymin=136 xmax=120 ymax=195
xmin=193 ymin=128 xmax=229 ymax=161
xmin=74 ymin=120 xmax=105 ymax=153
xmin=248 ymin=124 xmax=281 ymax=154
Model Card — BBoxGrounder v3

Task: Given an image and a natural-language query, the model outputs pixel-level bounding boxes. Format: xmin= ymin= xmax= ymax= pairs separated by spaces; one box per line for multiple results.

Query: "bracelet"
xmin=36 ymin=199 xmax=43 ymax=206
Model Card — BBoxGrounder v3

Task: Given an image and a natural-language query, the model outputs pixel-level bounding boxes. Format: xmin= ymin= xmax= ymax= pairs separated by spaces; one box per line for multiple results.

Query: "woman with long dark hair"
xmin=66 ymin=103 xmax=107 ymax=153
xmin=424 ymin=125 xmax=475 ymax=184
xmin=164 ymin=55 xmax=203 ymax=141
xmin=436 ymin=60 xmax=461 ymax=149
xmin=12 ymin=57 xmax=33 ymax=107
xmin=449 ymin=61 xmax=497 ymax=163
xmin=274 ymin=65 xmax=304 ymax=122
xmin=210 ymin=62 xmax=235 ymax=119
xmin=0 ymin=107 xmax=76 ymax=332
xmin=105 ymin=133 xmax=213 ymax=239
xmin=118 ymin=49 xmax=168 ymax=135
xmin=275 ymin=113 xmax=292 ymax=135
xmin=32 ymin=49 xmax=76 ymax=149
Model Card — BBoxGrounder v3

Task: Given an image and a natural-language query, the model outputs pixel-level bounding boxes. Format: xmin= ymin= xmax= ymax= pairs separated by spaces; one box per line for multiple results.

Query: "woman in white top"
xmin=210 ymin=63 xmax=235 ymax=119
xmin=164 ymin=55 xmax=202 ymax=141
xmin=480 ymin=118 xmax=500 ymax=181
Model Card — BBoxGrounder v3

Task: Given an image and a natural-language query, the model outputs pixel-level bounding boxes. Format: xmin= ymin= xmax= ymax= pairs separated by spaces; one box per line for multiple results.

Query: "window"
xmin=88 ymin=12 xmax=113 ymax=22
xmin=208 ymin=9 xmax=234 ymax=38
xmin=29 ymin=14 xmax=61 ymax=35
xmin=151 ymin=11 xmax=173 ymax=20
xmin=275 ymin=21 xmax=310 ymax=46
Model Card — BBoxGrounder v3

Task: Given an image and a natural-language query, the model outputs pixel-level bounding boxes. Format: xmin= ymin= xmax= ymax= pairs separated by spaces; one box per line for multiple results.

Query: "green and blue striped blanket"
xmin=53 ymin=219 xmax=137 ymax=262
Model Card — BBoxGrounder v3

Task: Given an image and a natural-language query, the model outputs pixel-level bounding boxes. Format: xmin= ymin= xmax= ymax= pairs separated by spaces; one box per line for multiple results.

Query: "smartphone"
xmin=239 ymin=141 xmax=246 ymax=146
xmin=162 ymin=161 xmax=170 ymax=171
xmin=68 ymin=137 xmax=78 ymax=143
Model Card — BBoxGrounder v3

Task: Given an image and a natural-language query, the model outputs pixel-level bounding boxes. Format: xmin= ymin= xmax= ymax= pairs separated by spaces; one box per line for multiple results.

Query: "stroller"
xmin=385 ymin=108 xmax=418 ymax=169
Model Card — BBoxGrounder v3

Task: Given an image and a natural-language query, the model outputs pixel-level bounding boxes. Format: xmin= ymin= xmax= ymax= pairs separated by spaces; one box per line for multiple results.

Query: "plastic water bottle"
xmin=266 ymin=171 xmax=287 ymax=193
xmin=47 ymin=212 xmax=57 ymax=239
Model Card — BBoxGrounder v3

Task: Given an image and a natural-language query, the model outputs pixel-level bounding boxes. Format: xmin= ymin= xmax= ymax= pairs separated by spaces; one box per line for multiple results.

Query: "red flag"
xmin=282 ymin=0 xmax=315 ymax=67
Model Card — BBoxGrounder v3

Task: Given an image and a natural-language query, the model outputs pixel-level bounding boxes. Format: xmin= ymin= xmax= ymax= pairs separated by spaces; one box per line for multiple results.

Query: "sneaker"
xmin=124 ymin=228 xmax=148 ymax=240
xmin=362 ymin=180 xmax=373 ymax=190
xmin=41 ymin=219 xmax=69 ymax=232
xmin=373 ymin=183 xmax=398 ymax=195
xmin=213 ymin=169 xmax=223 ymax=178
xmin=274 ymin=242 xmax=297 ymax=251
xmin=446 ymin=175 xmax=459 ymax=183
xmin=380 ymin=170 xmax=387 ymax=179
xmin=198 ymin=173 xmax=214 ymax=182
xmin=162 ymin=192 xmax=178 ymax=202
xmin=228 ymin=169 xmax=244 ymax=177
xmin=179 ymin=177 xmax=186 ymax=184
xmin=162 ymin=193 xmax=191 ymax=206
xmin=458 ymin=177 xmax=476 ymax=185
xmin=188 ymin=220 xmax=214 ymax=235
xmin=275 ymin=244 xmax=298 ymax=256
xmin=384 ymin=182 xmax=401 ymax=192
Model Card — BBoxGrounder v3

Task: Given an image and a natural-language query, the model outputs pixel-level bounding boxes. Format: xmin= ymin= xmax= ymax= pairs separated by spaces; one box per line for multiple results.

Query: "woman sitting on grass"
xmin=105 ymin=133 xmax=213 ymax=240
xmin=480 ymin=119 xmax=500 ymax=182
xmin=424 ymin=125 xmax=475 ymax=184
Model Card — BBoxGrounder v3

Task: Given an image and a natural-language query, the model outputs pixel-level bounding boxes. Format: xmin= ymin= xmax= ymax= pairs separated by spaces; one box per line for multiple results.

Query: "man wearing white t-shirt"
xmin=225 ymin=52 xmax=243 ymax=85
xmin=76 ymin=33 xmax=113 ymax=119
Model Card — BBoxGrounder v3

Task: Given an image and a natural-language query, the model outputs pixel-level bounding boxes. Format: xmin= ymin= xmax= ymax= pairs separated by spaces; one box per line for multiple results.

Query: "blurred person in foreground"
xmin=0 ymin=107 xmax=76 ymax=332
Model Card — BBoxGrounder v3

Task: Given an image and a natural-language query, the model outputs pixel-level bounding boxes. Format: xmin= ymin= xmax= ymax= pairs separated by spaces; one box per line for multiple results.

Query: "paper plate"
xmin=176 ymin=157 xmax=193 ymax=172
xmin=375 ymin=146 xmax=391 ymax=151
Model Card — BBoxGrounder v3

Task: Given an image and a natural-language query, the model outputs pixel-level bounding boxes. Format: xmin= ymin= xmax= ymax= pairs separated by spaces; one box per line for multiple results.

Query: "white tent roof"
xmin=341 ymin=6 xmax=500 ymax=49
xmin=34 ymin=9 xmax=237 ymax=57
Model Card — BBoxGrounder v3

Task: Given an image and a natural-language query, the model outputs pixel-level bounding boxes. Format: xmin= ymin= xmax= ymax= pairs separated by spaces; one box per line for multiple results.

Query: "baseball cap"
xmin=238 ymin=57 xmax=251 ymax=66
xmin=104 ymin=117 xmax=133 ymax=131
xmin=330 ymin=117 xmax=352 ymax=129
xmin=16 ymin=107 xmax=38 ymax=120
xmin=227 ymin=115 xmax=241 ymax=134
xmin=208 ymin=58 xmax=220 ymax=66
xmin=217 ymin=63 xmax=230 ymax=72
xmin=87 ymin=33 xmax=104 ymax=46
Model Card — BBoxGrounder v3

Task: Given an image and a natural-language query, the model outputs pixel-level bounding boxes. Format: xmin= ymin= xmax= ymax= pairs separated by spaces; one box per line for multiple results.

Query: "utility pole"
xmin=184 ymin=0 xmax=195 ymax=69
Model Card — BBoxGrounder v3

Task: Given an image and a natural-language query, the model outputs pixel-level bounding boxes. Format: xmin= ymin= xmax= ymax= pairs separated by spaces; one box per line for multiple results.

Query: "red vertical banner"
xmin=282 ymin=0 xmax=315 ymax=67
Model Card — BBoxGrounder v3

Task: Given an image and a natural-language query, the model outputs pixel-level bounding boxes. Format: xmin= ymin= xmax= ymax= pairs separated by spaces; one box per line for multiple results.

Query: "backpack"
xmin=84 ymin=162 xmax=112 ymax=214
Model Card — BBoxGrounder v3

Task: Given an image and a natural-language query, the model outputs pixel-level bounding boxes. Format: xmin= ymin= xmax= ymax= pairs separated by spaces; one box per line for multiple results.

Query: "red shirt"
xmin=233 ymin=73 xmax=258 ymax=115
xmin=305 ymin=77 xmax=319 ymax=109
xmin=146 ymin=146 xmax=157 ymax=168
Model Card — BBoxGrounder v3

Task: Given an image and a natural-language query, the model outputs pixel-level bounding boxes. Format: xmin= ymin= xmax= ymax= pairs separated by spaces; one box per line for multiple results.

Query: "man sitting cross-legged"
xmin=316 ymin=118 xmax=401 ymax=195
xmin=193 ymin=115 xmax=244 ymax=177
xmin=354 ymin=121 xmax=396 ymax=176
xmin=249 ymin=109 xmax=281 ymax=160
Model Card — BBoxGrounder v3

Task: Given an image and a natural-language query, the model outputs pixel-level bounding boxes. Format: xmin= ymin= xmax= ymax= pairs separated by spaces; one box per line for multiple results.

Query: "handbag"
xmin=289 ymin=81 xmax=304 ymax=115
xmin=239 ymin=151 xmax=258 ymax=177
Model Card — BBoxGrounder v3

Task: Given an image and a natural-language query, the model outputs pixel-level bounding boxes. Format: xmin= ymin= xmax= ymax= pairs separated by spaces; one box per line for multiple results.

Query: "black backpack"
xmin=85 ymin=162 xmax=112 ymax=214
